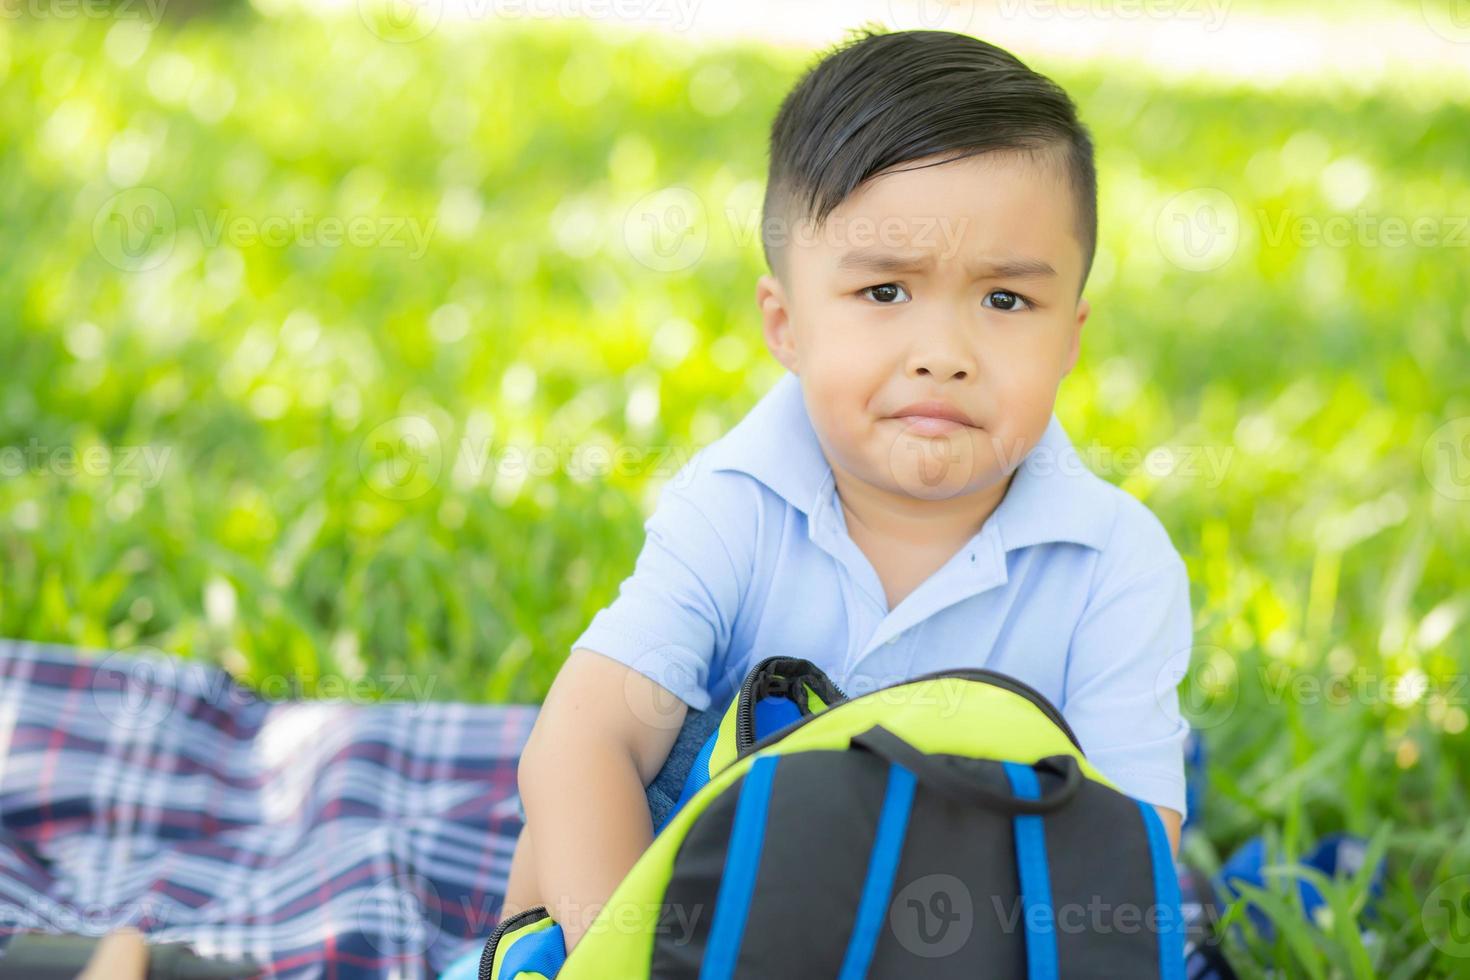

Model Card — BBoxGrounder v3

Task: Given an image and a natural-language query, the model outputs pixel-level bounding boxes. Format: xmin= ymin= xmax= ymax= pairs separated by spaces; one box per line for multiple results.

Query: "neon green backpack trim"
xmin=556 ymin=663 xmax=1115 ymax=979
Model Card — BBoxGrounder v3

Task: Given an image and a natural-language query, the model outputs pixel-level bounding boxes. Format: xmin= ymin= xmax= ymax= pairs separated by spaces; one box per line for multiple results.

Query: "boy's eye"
xmin=983 ymin=289 xmax=1032 ymax=312
xmin=858 ymin=284 xmax=1033 ymax=311
xmin=859 ymin=282 xmax=910 ymax=304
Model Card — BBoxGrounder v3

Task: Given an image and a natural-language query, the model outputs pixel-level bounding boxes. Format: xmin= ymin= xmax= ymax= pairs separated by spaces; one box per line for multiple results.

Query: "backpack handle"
xmin=849 ymin=725 xmax=1083 ymax=815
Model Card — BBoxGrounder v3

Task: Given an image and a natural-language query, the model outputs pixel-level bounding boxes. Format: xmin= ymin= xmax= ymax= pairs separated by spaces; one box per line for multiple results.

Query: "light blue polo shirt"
xmin=572 ymin=370 xmax=1194 ymax=817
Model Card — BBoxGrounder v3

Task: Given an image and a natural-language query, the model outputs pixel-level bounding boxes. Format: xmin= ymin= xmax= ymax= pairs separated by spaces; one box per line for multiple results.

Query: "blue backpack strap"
xmin=1135 ymin=800 xmax=1187 ymax=980
xmin=661 ymin=729 xmax=719 ymax=833
xmin=663 ymin=694 xmax=804 ymax=834
xmin=1002 ymin=761 xmax=1059 ymax=980
xmin=837 ymin=761 xmax=918 ymax=980
xmin=699 ymin=753 xmax=781 ymax=980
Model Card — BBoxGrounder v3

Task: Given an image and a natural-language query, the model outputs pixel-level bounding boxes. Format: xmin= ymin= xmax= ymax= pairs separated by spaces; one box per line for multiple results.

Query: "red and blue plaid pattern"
xmin=0 ymin=640 xmax=1220 ymax=978
xmin=0 ymin=640 xmax=532 ymax=979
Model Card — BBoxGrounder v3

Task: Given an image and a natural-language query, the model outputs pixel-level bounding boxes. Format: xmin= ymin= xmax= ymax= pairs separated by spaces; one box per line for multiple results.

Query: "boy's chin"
xmin=874 ymin=435 xmax=992 ymax=500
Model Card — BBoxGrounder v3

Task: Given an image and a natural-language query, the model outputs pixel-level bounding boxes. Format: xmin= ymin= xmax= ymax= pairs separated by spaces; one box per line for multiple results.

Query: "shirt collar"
xmin=700 ymin=370 xmax=1111 ymax=553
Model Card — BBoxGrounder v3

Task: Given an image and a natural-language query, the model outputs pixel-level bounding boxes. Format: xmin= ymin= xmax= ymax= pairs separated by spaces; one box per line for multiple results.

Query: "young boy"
xmin=504 ymin=27 xmax=1192 ymax=955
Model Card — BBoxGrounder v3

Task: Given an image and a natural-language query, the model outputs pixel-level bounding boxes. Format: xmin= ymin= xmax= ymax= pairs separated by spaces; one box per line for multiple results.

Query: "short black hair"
xmin=762 ymin=27 xmax=1098 ymax=296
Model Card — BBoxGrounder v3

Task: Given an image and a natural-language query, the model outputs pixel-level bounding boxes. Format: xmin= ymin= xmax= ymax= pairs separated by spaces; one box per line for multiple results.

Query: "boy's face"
xmin=756 ymin=150 xmax=1090 ymax=504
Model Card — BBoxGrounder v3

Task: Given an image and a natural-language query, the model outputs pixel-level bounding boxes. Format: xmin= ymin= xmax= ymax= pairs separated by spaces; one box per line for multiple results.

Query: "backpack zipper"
xmin=733 ymin=656 xmax=849 ymax=752
xmin=734 ymin=663 xmax=1083 ymax=760
xmin=483 ymin=669 xmax=1080 ymax=974
xmin=478 ymin=903 xmax=550 ymax=980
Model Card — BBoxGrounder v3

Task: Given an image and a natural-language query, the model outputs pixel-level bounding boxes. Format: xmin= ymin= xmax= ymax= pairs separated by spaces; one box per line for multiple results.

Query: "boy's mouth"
xmin=886 ymin=400 xmax=978 ymax=437
xmin=891 ymin=416 xmax=972 ymax=437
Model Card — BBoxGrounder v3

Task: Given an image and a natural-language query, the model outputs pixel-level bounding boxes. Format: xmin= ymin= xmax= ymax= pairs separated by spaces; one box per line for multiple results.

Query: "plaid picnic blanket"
xmin=0 ymin=640 xmax=532 ymax=979
xmin=0 ymin=640 xmax=1220 ymax=979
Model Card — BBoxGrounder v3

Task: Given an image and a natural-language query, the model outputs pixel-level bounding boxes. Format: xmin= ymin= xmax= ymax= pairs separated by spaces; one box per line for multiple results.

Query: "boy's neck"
xmin=830 ymin=463 xmax=1017 ymax=551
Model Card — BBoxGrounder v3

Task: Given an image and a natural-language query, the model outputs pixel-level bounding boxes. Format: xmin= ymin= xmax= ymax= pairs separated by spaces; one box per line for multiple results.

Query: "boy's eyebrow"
xmin=836 ymin=248 xmax=1057 ymax=281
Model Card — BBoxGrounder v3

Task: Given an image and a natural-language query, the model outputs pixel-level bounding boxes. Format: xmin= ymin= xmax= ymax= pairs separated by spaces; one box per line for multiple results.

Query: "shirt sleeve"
xmin=1061 ymin=554 xmax=1194 ymax=820
xmin=569 ymin=463 xmax=747 ymax=713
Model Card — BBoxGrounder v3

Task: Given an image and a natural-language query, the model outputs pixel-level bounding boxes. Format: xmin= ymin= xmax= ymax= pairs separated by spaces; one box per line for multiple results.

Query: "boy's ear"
xmin=756 ymin=273 xmax=799 ymax=375
xmin=1062 ymin=295 xmax=1090 ymax=378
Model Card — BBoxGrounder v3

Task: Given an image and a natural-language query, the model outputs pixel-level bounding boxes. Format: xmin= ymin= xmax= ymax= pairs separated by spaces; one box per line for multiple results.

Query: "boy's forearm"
xmin=518 ymin=734 xmax=654 ymax=954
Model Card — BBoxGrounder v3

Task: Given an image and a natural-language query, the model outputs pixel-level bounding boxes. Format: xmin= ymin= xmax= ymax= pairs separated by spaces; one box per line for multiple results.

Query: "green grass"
xmin=1 ymin=11 xmax=1468 ymax=975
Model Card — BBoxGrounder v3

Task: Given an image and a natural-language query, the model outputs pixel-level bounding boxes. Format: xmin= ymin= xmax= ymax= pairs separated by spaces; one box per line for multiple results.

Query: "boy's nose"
xmin=909 ymin=344 xmax=974 ymax=382
xmin=915 ymin=364 xmax=968 ymax=381
xmin=904 ymin=313 xmax=979 ymax=383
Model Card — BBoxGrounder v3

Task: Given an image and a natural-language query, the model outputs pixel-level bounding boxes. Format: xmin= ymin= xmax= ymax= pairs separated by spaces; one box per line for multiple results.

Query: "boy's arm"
xmin=1063 ymin=537 xmax=1194 ymax=857
xmin=517 ymin=647 xmax=689 ymax=954
xmin=1154 ymin=806 xmax=1182 ymax=860
xmin=518 ymin=452 xmax=753 ymax=952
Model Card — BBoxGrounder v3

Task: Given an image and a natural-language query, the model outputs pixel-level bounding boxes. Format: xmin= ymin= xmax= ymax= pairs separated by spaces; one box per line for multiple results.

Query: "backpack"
xmin=479 ymin=655 xmax=1185 ymax=979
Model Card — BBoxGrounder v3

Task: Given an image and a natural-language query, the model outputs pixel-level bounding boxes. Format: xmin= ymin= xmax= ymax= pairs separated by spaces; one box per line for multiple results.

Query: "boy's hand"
xmin=76 ymin=928 xmax=148 ymax=980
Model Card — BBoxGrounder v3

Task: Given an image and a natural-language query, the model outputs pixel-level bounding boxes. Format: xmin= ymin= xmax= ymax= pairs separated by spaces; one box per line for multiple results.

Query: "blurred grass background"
xmin=2 ymin=3 xmax=1469 ymax=974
